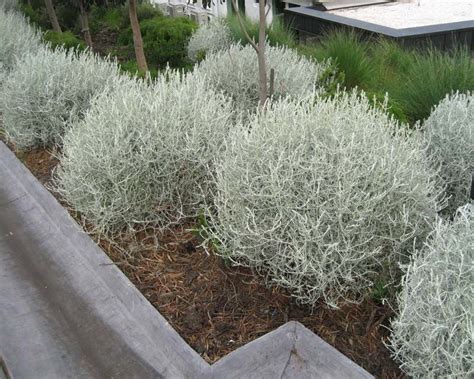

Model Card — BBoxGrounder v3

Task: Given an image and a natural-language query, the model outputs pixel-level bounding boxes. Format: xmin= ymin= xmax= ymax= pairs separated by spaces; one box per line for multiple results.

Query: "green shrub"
xmin=18 ymin=3 xmax=49 ymax=28
xmin=56 ymin=71 xmax=234 ymax=233
xmin=305 ymin=30 xmax=372 ymax=89
xmin=390 ymin=205 xmax=473 ymax=377
xmin=389 ymin=47 xmax=474 ymax=123
xmin=90 ymin=1 xmax=162 ymax=32
xmin=119 ymin=16 xmax=197 ymax=69
xmin=125 ymin=0 xmax=162 ymax=24
xmin=423 ymin=92 xmax=473 ymax=216
xmin=365 ymin=90 xmax=408 ymax=124
xmin=43 ymin=30 xmax=86 ymax=51
xmin=226 ymin=14 xmax=296 ymax=48
xmin=204 ymin=92 xmax=443 ymax=307
xmin=90 ymin=5 xmax=122 ymax=31
xmin=119 ymin=59 xmax=158 ymax=79
xmin=56 ymin=3 xmax=80 ymax=31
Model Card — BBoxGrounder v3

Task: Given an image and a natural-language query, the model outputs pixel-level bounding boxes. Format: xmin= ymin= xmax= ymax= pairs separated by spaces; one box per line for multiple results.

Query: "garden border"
xmin=284 ymin=7 xmax=474 ymax=51
xmin=0 ymin=141 xmax=373 ymax=378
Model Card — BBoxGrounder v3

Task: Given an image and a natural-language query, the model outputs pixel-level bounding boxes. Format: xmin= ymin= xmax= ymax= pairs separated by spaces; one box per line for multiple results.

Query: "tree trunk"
xmin=44 ymin=0 xmax=62 ymax=33
xmin=79 ymin=0 xmax=93 ymax=49
xmin=129 ymin=0 xmax=148 ymax=73
xmin=257 ymin=0 xmax=268 ymax=107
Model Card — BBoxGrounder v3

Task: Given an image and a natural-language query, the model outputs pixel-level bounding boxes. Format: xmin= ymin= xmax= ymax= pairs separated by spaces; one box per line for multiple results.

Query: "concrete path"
xmin=0 ymin=142 xmax=373 ymax=379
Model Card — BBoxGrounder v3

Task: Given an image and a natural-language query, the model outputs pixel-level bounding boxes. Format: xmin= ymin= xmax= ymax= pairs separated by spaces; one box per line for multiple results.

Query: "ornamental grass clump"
xmin=0 ymin=47 xmax=125 ymax=149
xmin=205 ymin=92 xmax=444 ymax=307
xmin=187 ymin=19 xmax=233 ymax=62
xmin=193 ymin=43 xmax=330 ymax=116
xmin=0 ymin=7 xmax=41 ymax=78
xmin=423 ymin=92 xmax=473 ymax=216
xmin=56 ymin=71 xmax=234 ymax=234
xmin=390 ymin=205 xmax=473 ymax=377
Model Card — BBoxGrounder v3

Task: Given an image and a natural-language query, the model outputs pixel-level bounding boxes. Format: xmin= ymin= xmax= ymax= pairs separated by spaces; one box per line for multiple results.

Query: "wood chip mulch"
xmin=18 ymin=147 xmax=405 ymax=379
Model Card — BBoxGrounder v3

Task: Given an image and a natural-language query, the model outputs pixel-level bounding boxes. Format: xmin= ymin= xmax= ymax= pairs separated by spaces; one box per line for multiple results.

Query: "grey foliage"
xmin=187 ymin=19 xmax=233 ymax=62
xmin=0 ymin=47 xmax=125 ymax=149
xmin=56 ymin=71 xmax=234 ymax=234
xmin=205 ymin=91 xmax=444 ymax=307
xmin=193 ymin=43 xmax=331 ymax=116
xmin=390 ymin=204 xmax=474 ymax=378
xmin=423 ymin=92 xmax=473 ymax=216
xmin=0 ymin=0 xmax=18 ymax=11
xmin=0 ymin=7 xmax=41 ymax=80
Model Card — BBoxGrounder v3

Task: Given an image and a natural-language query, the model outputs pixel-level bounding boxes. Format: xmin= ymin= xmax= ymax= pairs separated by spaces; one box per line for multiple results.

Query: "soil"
xmin=17 ymin=147 xmax=405 ymax=379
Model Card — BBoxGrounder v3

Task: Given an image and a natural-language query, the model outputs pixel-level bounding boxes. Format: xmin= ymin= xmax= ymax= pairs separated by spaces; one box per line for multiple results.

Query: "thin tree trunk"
xmin=230 ymin=0 xmax=268 ymax=107
xmin=257 ymin=0 xmax=267 ymax=107
xmin=44 ymin=0 xmax=62 ymax=33
xmin=129 ymin=0 xmax=148 ymax=73
xmin=79 ymin=0 xmax=93 ymax=49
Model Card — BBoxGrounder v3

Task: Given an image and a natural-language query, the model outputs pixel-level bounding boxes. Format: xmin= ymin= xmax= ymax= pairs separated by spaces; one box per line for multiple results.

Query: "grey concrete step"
xmin=0 ymin=141 xmax=373 ymax=379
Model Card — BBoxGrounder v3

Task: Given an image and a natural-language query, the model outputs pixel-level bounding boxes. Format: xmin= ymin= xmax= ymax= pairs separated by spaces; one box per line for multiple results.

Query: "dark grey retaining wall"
xmin=284 ymin=7 xmax=474 ymax=51
xmin=0 ymin=141 xmax=373 ymax=378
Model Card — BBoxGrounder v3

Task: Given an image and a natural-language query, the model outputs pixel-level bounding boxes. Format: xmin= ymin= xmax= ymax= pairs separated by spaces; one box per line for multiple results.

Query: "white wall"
xmin=243 ymin=0 xmax=274 ymax=24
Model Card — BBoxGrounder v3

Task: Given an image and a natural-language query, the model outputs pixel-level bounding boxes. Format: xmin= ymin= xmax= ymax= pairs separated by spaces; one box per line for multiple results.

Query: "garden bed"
xmin=13 ymin=145 xmax=404 ymax=378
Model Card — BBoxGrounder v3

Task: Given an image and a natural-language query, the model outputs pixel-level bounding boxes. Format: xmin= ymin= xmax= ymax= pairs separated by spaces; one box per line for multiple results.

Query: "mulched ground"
xmin=15 ymin=147 xmax=405 ymax=378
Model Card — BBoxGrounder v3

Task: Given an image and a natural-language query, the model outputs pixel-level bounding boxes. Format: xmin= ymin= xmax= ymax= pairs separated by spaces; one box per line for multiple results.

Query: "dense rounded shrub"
xmin=390 ymin=205 xmax=473 ymax=377
xmin=119 ymin=16 xmax=197 ymax=68
xmin=0 ymin=7 xmax=41 ymax=77
xmin=187 ymin=19 xmax=232 ymax=62
xmin=0 ymin=47 xmax=124 ymax=149
xmin=43 ymin=30 xmax=86 ymax=51
xmin=56 ymin=71 xmax=234 ymax=234
xmin=205 ymin=92 xmax=443 ymax=307
xmin=193 ymin=43 xmax=330 ymax=115
xmin=423 ymin=92 xmax=473 ymax=216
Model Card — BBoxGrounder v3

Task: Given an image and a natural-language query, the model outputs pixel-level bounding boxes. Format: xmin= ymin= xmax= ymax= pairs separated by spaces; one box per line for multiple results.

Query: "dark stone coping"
xmin=284 ymin=7 xmax=474 ymax=50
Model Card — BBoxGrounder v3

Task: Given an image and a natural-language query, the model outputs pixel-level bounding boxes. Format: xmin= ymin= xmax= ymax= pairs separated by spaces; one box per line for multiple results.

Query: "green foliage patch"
xmin=43 ymin=30 xmax=86 ymax=51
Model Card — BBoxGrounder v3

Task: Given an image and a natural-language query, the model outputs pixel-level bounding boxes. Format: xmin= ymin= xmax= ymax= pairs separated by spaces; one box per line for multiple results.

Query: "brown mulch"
xmin=17 ymin=147 xmax=405 ymax=379
xmin=15 ymin=148 xmax=59 ymax=185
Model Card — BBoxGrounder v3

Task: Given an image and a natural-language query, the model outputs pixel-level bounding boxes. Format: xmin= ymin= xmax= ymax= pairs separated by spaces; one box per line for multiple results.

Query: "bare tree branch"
xmin=230 ymin=0 xmax=259 ymax=53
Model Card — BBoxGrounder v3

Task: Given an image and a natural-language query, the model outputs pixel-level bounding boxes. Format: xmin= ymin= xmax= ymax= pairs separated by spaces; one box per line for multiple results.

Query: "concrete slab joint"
xmin=0 ymin=141 xmax=373 ymax=378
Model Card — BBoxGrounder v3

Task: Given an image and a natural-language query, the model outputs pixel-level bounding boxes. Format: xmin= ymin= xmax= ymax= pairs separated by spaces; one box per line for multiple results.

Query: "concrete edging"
xmin=0 ymin=142 xmax=373 ymax=378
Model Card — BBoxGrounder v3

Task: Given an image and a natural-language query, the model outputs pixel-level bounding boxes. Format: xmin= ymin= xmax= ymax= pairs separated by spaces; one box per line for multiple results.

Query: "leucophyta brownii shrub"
xmin=0 ymin=6 xmax=41 ymax=79
xmin=204 ymin=91 xmax=444 ymax=307
xmin=423 ymin=92 xmax=473 ymax=216
xmin=0 ymin=47 xmax=125 ymax=149
xmin=0 ymin=0 xmax=18 ymax=11
xmin=390 ymin=204 xmax=473 ymax=377
xmin=193 ymin=43 xmax=331 ymax=116
xmin=187 ymin=19 xmax=233 ymax=62
xmin=56 ymin=71 xmax=234 ymax=234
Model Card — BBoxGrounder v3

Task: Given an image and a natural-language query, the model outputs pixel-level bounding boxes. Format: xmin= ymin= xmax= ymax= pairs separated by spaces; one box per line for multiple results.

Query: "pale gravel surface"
xmin=331 ymin=0 xmax=473 ymax=29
